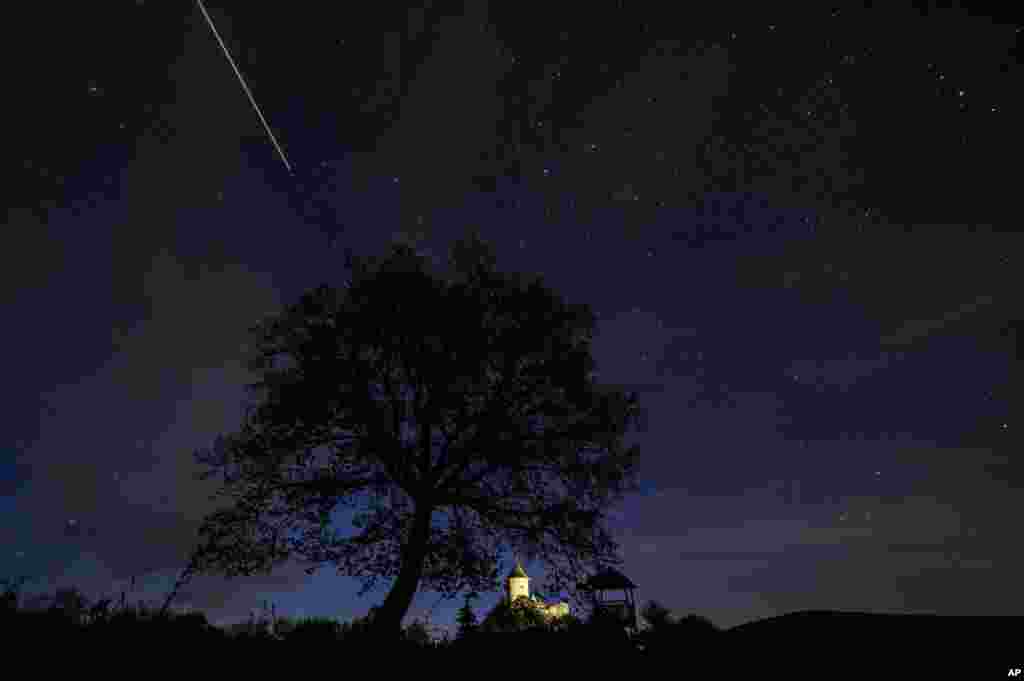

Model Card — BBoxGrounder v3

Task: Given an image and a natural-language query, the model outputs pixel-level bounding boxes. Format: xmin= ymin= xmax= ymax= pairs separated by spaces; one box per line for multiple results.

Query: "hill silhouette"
xmin=722 ymin=609 xmax=1020 ymax=677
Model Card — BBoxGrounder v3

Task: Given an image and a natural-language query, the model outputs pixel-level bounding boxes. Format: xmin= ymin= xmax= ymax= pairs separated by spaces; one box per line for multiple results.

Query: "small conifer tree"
xmin=455 ymin=592 xmax=480 ymax=640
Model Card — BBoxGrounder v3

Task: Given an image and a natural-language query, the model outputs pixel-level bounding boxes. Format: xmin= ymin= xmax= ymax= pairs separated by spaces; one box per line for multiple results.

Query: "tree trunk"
xmin=367 ymin=502 xmax=434 ymax=642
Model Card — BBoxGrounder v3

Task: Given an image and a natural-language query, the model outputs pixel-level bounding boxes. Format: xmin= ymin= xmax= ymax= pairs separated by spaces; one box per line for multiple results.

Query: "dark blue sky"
xmin=3 ymin=2 xmax=1021 ymax=639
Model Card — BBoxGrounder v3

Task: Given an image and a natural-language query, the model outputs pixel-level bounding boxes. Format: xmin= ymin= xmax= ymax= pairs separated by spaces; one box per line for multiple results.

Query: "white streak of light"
xmin=195 ymin=0 xmax=293 ymax=174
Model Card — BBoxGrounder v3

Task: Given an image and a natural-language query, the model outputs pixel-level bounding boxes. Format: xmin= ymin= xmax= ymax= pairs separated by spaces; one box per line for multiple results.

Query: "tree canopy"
xmin=184 ymin=229 xmax=645 ymax=640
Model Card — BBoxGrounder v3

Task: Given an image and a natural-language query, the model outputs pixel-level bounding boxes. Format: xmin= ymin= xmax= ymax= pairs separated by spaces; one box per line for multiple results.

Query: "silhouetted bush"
xmin=637 ymin=610 xmax=722 ymax=664
xmin=639 ymin=598 xmax=675 ymax=631
xmin=279 ymin=615 xmax=343 ymax=645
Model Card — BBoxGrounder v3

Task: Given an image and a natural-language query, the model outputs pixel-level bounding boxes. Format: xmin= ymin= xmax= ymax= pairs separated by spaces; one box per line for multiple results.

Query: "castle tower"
xmin=506 ymin=558 xmax=530 ymax=605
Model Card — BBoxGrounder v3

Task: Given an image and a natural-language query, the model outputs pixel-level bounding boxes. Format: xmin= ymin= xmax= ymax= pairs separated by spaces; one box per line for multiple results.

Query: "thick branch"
xmin=431 ymin=487 xmax=572 ymax=535
xmin=272 ymin=470 xmax=384 ymax=497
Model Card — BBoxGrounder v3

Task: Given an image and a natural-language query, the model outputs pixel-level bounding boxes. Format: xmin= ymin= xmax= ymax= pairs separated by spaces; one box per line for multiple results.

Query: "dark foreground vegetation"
xmin=726 ymin=609 xmax=1021 ymax=676
xmin=2 ymin=579 xmax=1018 ymax=677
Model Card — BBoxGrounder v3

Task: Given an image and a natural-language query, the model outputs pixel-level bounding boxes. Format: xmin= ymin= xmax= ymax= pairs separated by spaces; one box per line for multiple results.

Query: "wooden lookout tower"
xmin=576 ymin=567 xmax=639 ymax=636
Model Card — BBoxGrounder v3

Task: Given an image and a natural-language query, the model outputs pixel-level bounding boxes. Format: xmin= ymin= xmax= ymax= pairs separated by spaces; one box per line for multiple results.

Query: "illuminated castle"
xmin=504 ymin=559 xmax=570 ymax=621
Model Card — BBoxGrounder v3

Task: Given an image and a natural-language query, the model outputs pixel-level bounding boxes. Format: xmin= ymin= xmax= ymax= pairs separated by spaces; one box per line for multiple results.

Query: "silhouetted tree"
xmin=640 ymin=598 xmax=676 ymax=632
xmin=181 ymin=228 xmax=644 ymax=643
xmin=0 ymin=576 xmax=31 ymax=615
xmin=454 ymin=592 xmax=480 ymax=640
xmin=47 ymin=586 xmax=90 ymax=626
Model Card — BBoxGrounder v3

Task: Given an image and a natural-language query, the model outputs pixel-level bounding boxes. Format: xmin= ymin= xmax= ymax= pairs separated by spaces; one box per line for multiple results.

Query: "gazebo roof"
xmin=577 ymin=566 xmax=637 ymax=591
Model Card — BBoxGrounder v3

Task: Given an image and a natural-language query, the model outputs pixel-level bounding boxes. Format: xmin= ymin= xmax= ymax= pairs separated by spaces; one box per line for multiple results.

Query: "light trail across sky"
xmin=196 ymin=0 xmax=293 ymax=174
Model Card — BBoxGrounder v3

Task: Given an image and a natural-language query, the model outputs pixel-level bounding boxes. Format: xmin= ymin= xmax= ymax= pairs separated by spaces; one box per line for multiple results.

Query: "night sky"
xmin=3 ymin=2 xmax=1022 ymax=639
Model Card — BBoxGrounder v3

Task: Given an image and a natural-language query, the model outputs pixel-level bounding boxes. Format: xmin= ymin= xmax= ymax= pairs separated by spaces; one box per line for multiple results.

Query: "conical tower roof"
xmin=508 ymin=559 xmax=529 ymax=580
